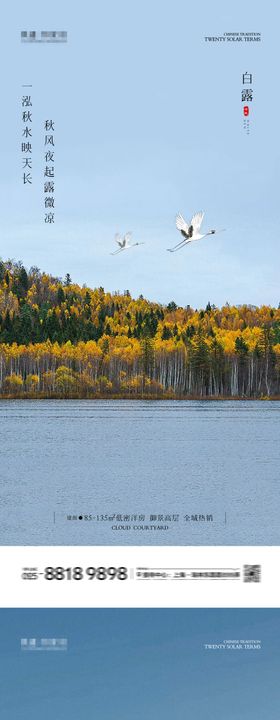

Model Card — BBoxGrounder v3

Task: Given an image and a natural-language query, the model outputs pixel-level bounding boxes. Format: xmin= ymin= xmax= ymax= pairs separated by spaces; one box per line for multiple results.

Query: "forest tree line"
xmin=0 ymin=259 xmax=279 ymax=397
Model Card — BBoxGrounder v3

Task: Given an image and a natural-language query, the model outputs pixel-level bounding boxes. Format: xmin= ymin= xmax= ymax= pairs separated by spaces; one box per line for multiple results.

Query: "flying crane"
xmin=167 ymin=212 xmax=225 ymax=252
xmin=110 ymin=233 xmax=144 ymax=255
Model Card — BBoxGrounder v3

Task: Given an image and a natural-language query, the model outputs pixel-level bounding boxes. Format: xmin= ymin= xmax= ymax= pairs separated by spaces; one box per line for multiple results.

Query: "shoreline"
xmin=0 ymin=393 xmax=278 ymax=401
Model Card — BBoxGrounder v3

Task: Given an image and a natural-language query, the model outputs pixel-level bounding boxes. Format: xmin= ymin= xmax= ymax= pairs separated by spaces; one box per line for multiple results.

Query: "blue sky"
xmin=1 ymin=1 xmax=279 ymax=307
xmin=0 ymin=608 xmax=279 ymax=719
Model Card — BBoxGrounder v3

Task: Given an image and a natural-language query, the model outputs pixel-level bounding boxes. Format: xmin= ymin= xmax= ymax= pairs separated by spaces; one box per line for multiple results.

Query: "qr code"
xmin=243 ymin=565 xmax=261 ymax=583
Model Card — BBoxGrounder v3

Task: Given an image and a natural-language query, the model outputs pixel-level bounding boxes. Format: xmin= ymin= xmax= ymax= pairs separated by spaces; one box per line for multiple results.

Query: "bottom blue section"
xmin=0 ymin=609 xmax=278 ymax=719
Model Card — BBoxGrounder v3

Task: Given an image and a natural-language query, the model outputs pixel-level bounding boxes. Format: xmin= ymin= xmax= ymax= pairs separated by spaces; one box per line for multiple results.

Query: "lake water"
xmin=0 ymin=399 xmax=279 ymax=545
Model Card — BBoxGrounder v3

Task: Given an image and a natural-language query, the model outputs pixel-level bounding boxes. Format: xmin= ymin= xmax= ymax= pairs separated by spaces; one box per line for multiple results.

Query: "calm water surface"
xmin=0 ymin=400 xmax=279 ymax=545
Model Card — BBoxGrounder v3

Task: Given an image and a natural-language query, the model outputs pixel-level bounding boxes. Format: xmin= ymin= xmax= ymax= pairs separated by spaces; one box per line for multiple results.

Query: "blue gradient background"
xmin=0 ymin=608 xmax=279 ymax=719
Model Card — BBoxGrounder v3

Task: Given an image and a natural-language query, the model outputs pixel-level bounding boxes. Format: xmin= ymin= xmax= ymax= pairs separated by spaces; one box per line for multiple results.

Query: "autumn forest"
xmin=0 ymin=259 xmax=279 ymax=398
